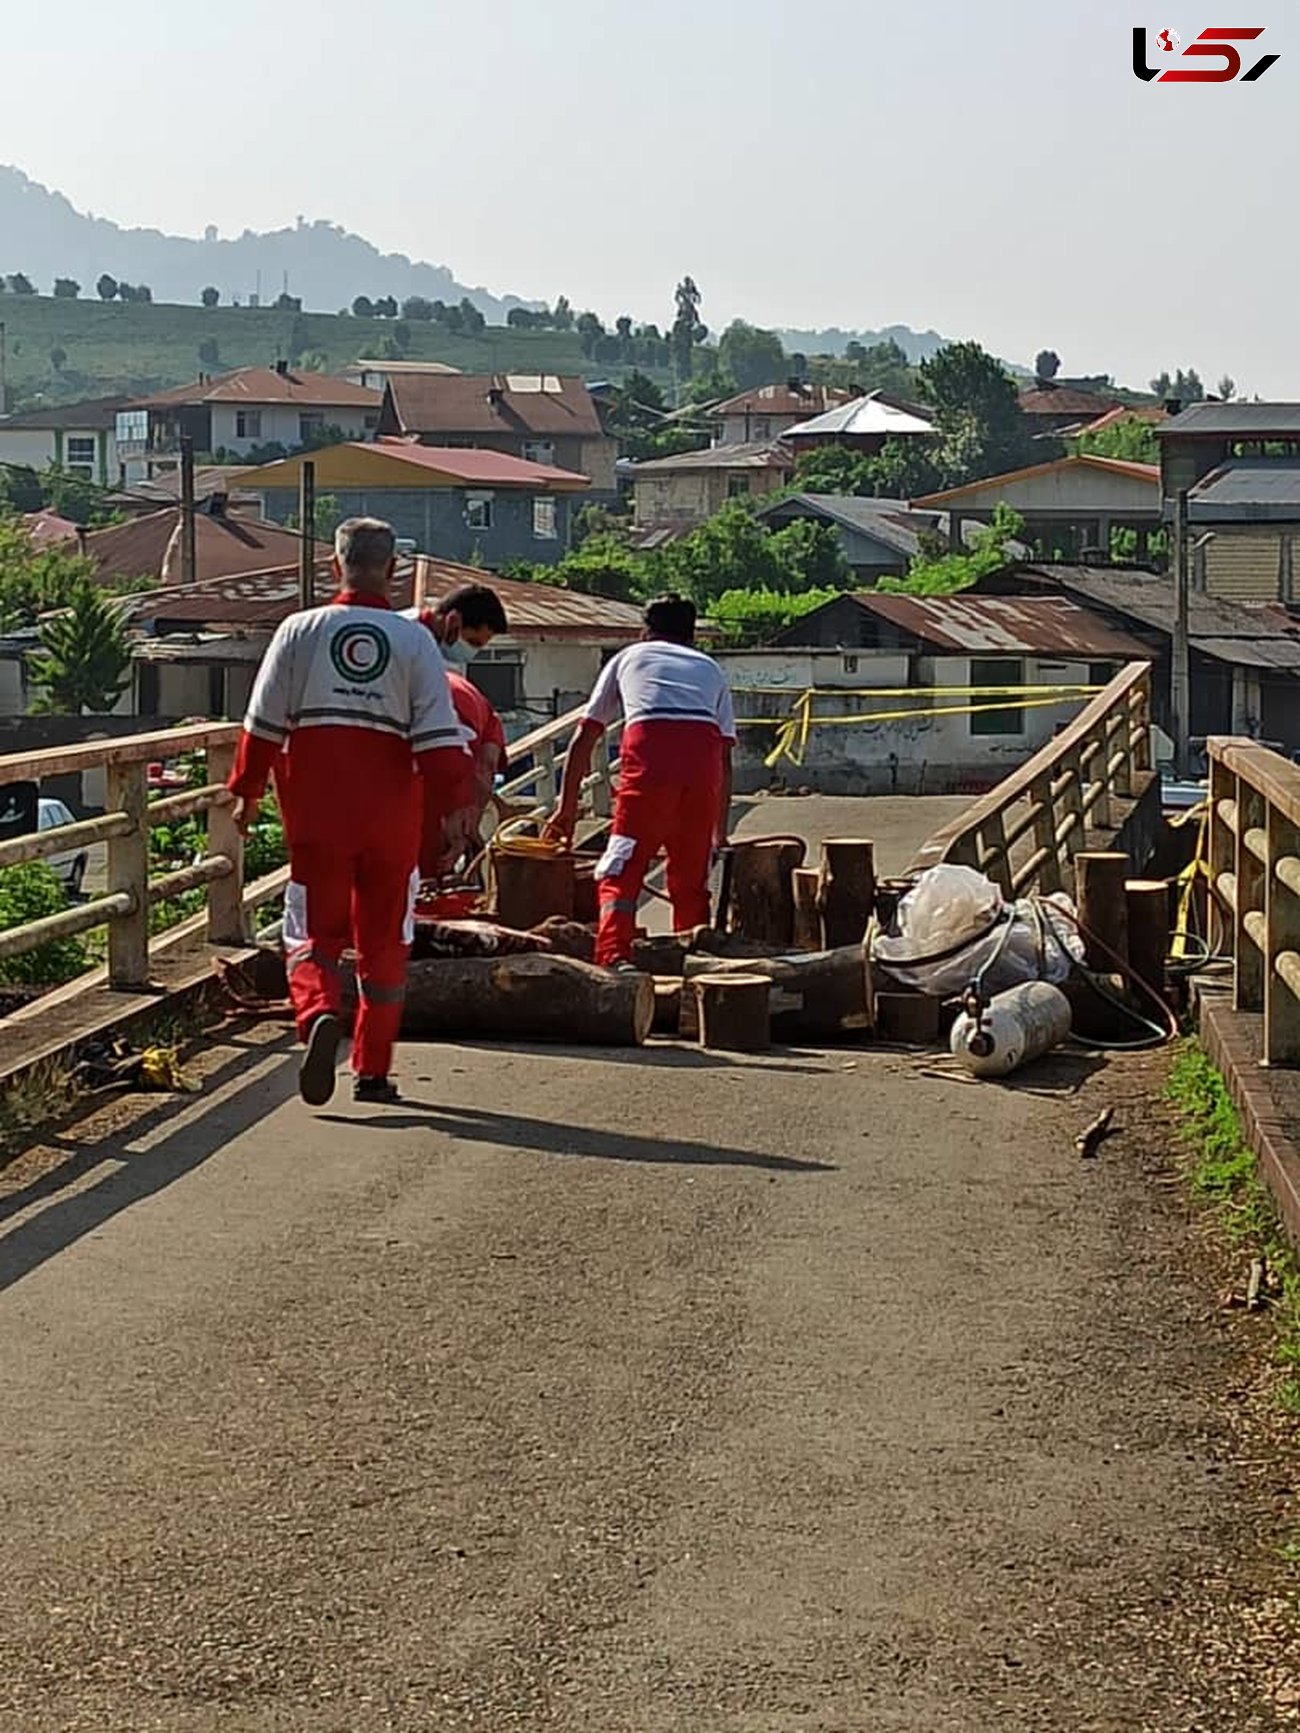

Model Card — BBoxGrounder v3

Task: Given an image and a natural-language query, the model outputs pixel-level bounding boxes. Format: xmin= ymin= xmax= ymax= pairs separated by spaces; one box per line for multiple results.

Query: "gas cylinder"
xmin=949 ymin=981 xmax=1072 ymax=1078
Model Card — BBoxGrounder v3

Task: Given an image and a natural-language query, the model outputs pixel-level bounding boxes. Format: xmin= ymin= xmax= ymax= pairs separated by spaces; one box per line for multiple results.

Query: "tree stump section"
xmin=1075 ymin=851 xmax=1131 ymax=973
xmin=490 ymin=847 xmax=575 ymax=932
xmin=398 ymin=953 xmax=654 ymax=1046
xmin=679 ymin=946 xmax=873 ymax=1042
xmin=1126 ymin=878 xmax=1172 ymax=1010
xmin=819 ymin=839 xmax=876 ymax=948
xmin=728 ymin=839 xmax=806 ymax=946
xmin=692 ymin=973 xmax=771 ymax=1053
xmin=792 ymin=868 xmax=823 ymax=951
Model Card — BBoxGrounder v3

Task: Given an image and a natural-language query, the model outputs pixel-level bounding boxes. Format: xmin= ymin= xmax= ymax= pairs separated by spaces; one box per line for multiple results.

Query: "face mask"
xmin=441 ymin=639 xmax=478 ymax=667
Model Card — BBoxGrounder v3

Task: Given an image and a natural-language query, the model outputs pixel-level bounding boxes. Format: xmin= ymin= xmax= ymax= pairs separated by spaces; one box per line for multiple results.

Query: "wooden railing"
xmin=1209 ymin=738 xmax=1300 ymax=1067
xmin=0 ymin=705 xmax=619 ymax=995
xmin=909 ymin=662 xmax=1154 ymax=897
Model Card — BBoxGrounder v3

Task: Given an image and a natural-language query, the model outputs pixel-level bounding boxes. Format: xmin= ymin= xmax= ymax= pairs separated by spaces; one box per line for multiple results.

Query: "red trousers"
xmin=283 ymin=843 xmax=418 ymax=1078
xmin=595 ymin=723 xmax=722 ymax=967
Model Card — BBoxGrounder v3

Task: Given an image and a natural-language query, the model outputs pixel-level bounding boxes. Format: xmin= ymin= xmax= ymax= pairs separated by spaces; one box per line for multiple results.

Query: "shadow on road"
xmin=0 ymin=1037 xmax=298 ymax=1296
xmin=320 ymin=1101 xmax=837 ymax=1175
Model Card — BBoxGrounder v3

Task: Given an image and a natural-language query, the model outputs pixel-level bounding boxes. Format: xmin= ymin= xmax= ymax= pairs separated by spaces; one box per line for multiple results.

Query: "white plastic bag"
xmin=872 ymin=864 xmax=1084 ymax=998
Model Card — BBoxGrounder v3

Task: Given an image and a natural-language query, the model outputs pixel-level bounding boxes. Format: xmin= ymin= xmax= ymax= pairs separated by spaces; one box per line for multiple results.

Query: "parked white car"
xmin=38 ymin=798 xmax=88 ymax=898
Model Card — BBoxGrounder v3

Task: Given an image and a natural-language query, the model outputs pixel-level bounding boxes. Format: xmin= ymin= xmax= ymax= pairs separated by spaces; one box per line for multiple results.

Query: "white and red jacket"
xmin=229 ymin=591 xmax=473 ymax=857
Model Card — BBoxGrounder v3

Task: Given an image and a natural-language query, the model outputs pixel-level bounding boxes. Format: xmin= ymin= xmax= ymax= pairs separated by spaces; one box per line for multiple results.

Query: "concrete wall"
xmin=0 ymin=425 xmax=119 ymax=485
xmin=726 ymin=651 xmax=1106 ymax=795
xmin=259 ymin=485 xmax=573 ymax=565
xmin=209 ymin=403 xmax=374 ymax=458
xmin=632 ymin=465 xmax=784 ymax=527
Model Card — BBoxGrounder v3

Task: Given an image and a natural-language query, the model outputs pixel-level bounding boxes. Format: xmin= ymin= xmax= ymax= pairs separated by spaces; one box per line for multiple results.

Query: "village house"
xmin=0 ymin=395 xmax=133 ymax=487
xmin=237 ymin=439 xmax=589 ymax=566
xmin=970 ymin=561 xmax=1300 ymax=760
xmin=1017 ymin=380 xmax=1123 ymax=438
xmin=757 ymin=493 xmax=1013 ymax=584
xmin=122 ymin=365 xmax=382 ymax=477
xmin=375 ymin=372 xmax=616 ymax=500
xmin=116 ymin=556 xmax=643 ymax=730
xmin=628 ymin=440 xmax=794 ymax=530
xmin=912 ymin=454 xmax=1164 ymax=562
xmin=1157 ymin=402 xmax=1300 ymax=604
xmin=719 ymin=592 xmax=1151 ymax=795
xmin=708 ymin=381 xmax=855 ymax=446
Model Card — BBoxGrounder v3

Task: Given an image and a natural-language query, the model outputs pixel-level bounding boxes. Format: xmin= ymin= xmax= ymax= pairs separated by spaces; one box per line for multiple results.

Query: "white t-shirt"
xmin=585 ymin=641 xmax=737 ymax=741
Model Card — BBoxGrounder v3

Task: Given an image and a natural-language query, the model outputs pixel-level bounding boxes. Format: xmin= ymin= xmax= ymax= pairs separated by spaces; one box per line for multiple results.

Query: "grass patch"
xmin=1167 ymin=1041 xmax=1300 ymax=1411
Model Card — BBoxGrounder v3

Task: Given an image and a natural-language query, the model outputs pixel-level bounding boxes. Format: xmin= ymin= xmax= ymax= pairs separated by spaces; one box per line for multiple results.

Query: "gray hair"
xmin=334 ymin=516 xmax=396 ymax=579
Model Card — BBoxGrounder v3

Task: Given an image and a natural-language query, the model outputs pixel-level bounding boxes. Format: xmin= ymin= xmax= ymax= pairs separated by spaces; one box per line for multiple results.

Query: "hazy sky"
xmin=3 ymin=0 xmax=1296 ymax=390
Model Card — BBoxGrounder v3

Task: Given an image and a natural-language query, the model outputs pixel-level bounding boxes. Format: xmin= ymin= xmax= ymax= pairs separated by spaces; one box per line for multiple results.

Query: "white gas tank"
xmin=950 ymin=981 xmax=1072 ymax=1078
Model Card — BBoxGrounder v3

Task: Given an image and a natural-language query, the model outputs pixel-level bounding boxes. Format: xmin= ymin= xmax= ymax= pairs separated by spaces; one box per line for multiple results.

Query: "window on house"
xmin=753 ymin=417 xmax=771 ymax=439
xmin=235 ymin=410 xmax=262 ymax=440
xmin=65 ymin=436 xmax=96 ymax=479
xmin=969 ymin=658 xmax=1025 ymax=736
xmin=470 ymin=658 xmax=524 ymax=712
xmin=522 ymin=440 xmax=555 ymax=466
xmin=727 ymin=475 xmax=749 ymax=499
xmin=1088 ymin=662 xmax=1115 ymax=689
xmin=532 ymin=496 xmax=558 ymax=540
xmin=465 ymin=492 xmax=494 ymax=530
xmin=298 ymin=412 xmax=325 ymax=443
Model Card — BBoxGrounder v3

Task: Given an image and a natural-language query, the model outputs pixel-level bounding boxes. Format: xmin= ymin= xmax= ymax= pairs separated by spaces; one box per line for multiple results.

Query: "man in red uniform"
xmin=425 ymin=671 xmax=508 ymax=877
xmin=546 ymin=594 xmax=736 ymax=966
xmin=229 ymin=517 xmax=472 ymax=1107
xmin=404 ymin=583 xmax=510 ymax=876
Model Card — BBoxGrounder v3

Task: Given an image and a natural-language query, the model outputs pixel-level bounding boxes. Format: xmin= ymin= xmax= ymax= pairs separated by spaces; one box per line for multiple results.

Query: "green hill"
xmin=0 ymin=295 xmax=651 ymax=409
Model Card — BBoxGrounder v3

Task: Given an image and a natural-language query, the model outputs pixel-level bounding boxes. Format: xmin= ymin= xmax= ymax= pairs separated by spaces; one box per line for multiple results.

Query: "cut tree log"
xmin=692 ymin=973 xmax=771 ymax=1053
xmin=395 ymin=953 xmax=654 ymax=1046
xmin=489 ymin=845 xmax=575 ymax=931
xmin=632 ymin=928 xmax=798 ymax=977
xmin=728 ymin=838 xmax=806 ymax=945
xmin=819 ymin=839 xmax=876 ymax=948
xmin=1075 ymin=851 xmax=1131 ymax=973
xmin=792 ymin=868 xmax=823 ymax=951
xmin=1126 ymin=878 xmax=1171 ymax=1010
xmin=679 ymin=946 xmax=873 ymax=1042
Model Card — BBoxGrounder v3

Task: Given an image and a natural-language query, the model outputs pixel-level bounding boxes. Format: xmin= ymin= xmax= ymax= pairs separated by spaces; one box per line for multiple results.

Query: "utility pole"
xmin=1171 ymin=487 xmax=1191 ymax=780
xmin=179 ymin=436 xmax=197 ymax=586
xmin=298 ymin=460 xmax=316 ymax=610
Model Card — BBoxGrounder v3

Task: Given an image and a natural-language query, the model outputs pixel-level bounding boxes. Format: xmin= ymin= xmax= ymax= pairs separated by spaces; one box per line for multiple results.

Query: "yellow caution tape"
xmin=745 ymin=686 xmax=1108 ymax=770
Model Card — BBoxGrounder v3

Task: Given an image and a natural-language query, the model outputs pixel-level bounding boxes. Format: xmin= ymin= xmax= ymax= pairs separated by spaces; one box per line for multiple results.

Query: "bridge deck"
xmin=0 ymin=796 xmax=1289 ymax=1729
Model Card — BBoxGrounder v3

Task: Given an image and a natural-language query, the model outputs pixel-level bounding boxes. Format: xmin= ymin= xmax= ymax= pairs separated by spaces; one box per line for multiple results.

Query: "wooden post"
xmin=819 ymin=839 xmax=875 ymax=948
xmin=792 ymin=868 xmax=823 ymax=951
xmin=693 ymin=973 xmax=771 ymax=1053
xmin=728 ymin=838 xmax=805 ymax=945
xmin=1265 ymin=803 xmax=1300 ymax=1066
xmin=588 ymin=732 xmax=612 ymax=820
xmin=205 ymin=740 xmax=247 ymax=946
xmin=106 ymin=760 xmax=150 ymax=989
xmin=534 ymin=738 xmax=558 ymax=811
xmin=179 ymin=436 xmax=197 ymax=586
xmin=1236 ymin=778 xmax=1266 ymax=1013
xmin=1076 ymin=850 xmax=1130 ymax=973
xmin=1208 ymin=753 xmax=1237 ymax=962
xmin=1126 ymin=879 xmax=1170 ymax=1010
xmin=298 ymin=459 xmax=316 ymax=610
xmin=1030 ymin=771 xmax=1063 ymax=893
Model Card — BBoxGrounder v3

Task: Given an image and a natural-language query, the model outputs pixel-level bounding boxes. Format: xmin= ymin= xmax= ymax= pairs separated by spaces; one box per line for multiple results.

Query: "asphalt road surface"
xmin=0 ymin=798 xmax=1297 ymax=1730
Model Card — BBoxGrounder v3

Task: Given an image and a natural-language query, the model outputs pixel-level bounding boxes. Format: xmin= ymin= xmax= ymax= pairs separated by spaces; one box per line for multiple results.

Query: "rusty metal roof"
xmin=123 ymin=555 xmax=642 ymax=642
xmin=853 ymin=593 xmax=1152 ymax=657
xmin=82 ymin=508 xmax=324 ymax=588
xmin=414 ymin=556 xmax=644 ymax=639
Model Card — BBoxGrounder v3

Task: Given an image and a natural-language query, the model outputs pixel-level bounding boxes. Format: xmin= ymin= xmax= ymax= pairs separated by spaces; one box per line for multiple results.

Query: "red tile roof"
xmin=137 ymin=367 xmax=380 ymax=410
xmin=82 ymin=507 xmax=327 ymax=587
xmin=1018 ymin=384 xmax=1123 ymax=418
xmin=20 ymin=509 xmax=79 ymax=548
xmin=379 ymin=373 xmax=604 ymax=439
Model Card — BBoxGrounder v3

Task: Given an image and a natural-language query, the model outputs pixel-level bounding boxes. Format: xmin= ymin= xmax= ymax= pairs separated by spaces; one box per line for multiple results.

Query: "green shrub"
xmin=0 ymin=862 xmax=89 ymax=986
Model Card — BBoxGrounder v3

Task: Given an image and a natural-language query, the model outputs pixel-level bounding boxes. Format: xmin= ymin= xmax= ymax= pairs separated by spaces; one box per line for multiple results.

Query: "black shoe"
xmin=354 ymin=1075 xmax=401 ymax=1105
xmin=299 ymin=1013 xmax=341 ymax=1107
